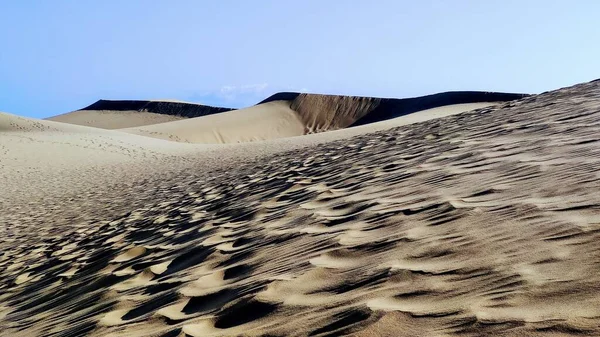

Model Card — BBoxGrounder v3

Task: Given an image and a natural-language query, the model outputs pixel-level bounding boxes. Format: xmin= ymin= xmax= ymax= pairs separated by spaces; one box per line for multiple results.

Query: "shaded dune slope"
xmin=259 ymin=91 xmax=528 ymax=131
xmin=0 ymin=110 xmax=201 ymax=205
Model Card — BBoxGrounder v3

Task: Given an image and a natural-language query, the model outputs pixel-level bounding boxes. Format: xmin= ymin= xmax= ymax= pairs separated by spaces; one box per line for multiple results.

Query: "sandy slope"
xmin=307 ymin=102 xmax=500 ymax=140
xmin=0 ymin=111 xmax=209 ymax=211
xmin=0 ymin=110 xmax=197 ymax=166
xmin=2 ymin=80 xmax=600 ymax=336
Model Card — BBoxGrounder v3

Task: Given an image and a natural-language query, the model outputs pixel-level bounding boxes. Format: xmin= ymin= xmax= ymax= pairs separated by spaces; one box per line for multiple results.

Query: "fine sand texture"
xmin=1 ymin=80 xmax=600 ymax=336
xmin=46 ymin=100 xmax=234 ymax=129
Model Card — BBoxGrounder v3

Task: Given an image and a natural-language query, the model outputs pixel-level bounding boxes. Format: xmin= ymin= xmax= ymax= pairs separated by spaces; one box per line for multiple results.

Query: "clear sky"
xmin=1 ymin=1 xmax=599 ymax=118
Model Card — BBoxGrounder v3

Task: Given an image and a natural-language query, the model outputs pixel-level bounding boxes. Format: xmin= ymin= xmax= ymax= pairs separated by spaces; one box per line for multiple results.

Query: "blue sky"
xmin=1 ymin=1 xmax=599 ymax=118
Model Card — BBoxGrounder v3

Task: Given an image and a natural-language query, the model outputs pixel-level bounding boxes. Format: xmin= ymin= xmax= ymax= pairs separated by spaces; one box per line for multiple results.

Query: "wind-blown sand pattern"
xmin=1 ymin=80 xmax=600 ymax=336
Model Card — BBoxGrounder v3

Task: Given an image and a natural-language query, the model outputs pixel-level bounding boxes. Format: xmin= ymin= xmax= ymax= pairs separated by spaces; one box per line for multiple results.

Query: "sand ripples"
xmin=1 ymin=80 xmax=600 ymax=336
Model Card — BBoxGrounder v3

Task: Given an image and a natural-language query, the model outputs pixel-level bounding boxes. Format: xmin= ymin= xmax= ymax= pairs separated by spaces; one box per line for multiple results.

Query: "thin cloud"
xmin=219 ymin=83 xmax=269 ymax=100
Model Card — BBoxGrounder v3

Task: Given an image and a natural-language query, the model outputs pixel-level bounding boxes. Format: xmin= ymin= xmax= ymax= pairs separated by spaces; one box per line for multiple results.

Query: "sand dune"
xmin=46 ymin=99 xmax=233 ymax=129
xmin=2 ymin=80 xmax=600 ymax=336
xmin=46 ymin=109 xmax=189 ymax=129
xmin=0 ymin=101 xmax=500 ymax=207
xmin=117 ymin=101 xmax=508 ymax=144
xmin=0 ymin=109 xmax=194 ymax=163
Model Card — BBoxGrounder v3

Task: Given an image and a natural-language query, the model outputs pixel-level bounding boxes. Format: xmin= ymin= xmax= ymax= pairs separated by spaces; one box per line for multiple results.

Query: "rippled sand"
xmin=1 ymin=80 xmax=600 ymax=336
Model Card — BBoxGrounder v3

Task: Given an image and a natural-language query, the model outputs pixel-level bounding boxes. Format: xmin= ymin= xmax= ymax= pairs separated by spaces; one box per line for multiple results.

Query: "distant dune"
xmin=114 ymin=91 xmax=526 ymax=144
xmin=46 ymin=99 xmax=234 ymax=129
xmin=120 ymin=101 xmax=304 ymax=143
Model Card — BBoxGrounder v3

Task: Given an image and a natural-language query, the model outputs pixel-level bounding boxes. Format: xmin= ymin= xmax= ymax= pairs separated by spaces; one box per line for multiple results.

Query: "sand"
xmin=47 ymin=92 xmax=521 ymax=145
xmin=2 ymin=80 xmax=600 ymax=336
xmin=0 ymin=101 xmax=492 ymax=211
xmin=0 ymin=111 xmax=208 ymax=214
xmin=117 ymin=102 xmax=498 ymax=144
xmin=47 ymin=109 xmax=189 ymax=129
xmin=46 ymin=99 xmax=234 ymax=129
xmin=259 ymin=91 xmax=527 ymax=127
